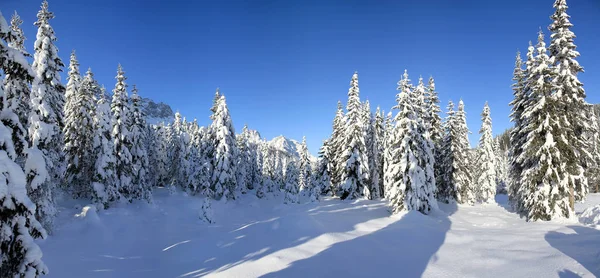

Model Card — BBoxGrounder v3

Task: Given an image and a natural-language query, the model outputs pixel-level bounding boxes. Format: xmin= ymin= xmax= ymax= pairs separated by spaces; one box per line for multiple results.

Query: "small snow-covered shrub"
xmin=200 ymin=198 xmax=215 ymax=224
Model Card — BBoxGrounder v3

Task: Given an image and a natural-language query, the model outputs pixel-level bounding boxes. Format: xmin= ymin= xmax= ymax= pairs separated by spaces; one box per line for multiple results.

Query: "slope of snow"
xmin=39 ymin=192 xmax=600 ymax=278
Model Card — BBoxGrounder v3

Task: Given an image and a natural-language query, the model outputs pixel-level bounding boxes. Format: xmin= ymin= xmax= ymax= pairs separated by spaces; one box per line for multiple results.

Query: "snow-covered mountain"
xmin=268 ymin=135 xmax=302 ymax=157
xmin=142 ymin=97 xmax=174 ymax=125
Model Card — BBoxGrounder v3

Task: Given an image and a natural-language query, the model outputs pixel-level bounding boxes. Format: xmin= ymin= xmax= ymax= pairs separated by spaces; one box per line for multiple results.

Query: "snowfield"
xmin=40 ymin=190 xmax=600 ymax=278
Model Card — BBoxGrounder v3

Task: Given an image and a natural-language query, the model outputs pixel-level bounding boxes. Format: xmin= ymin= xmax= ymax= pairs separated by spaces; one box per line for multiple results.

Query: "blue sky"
xmin=1 ymin=0 xmax=599 ymax=154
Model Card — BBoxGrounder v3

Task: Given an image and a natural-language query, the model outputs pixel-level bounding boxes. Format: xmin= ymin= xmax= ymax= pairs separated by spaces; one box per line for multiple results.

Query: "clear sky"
xmin=1 ymin=0 xmax=599 ymax=154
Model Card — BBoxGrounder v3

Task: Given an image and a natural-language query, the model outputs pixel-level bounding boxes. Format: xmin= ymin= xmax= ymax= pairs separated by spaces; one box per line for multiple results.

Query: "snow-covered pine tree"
xmin=508 ymin=49 xmax=529 ymax=211
xmin=111 ymin=64 xmax=134 ymax=202
xmin=388 ymin=72 xmax=437 ymax=214
xmin=374 ymin=107 xmax=385 ymax=197
xmin=63 ymin=51 xmax=81 ymax=128
xmin=168 ymin=112 xmax=185 ymax=189
xmin=315 ymin=140 xmax=332 ymax=196
xmin=27 ymin=0 xmax=67 ymax=231
xmin=519 ymin=30 xmax=573 ymax=221
xmin=438 ymin=101 xmax=456 ymax=203
xmin=493 ymin=137 xmax=509 ymax=194
xmin=382 ymin=111 xmax=394 ymax=198
xmin=210 ymin=95 xmax=238 ymax=200
xmin=328 ymin=101 xmax=345 ymax=195
xmin=453 ymin=100 xmax=474 ymax=204
xmin=364 ymin=101 xmax=380 ymax=199
xmin=3 ymin=11 xmax=31 ymax=147
xmin=236 ymin=125 xmax=250 ymax=194
xmin=584 ymin=105 xmax=600 ymax=193
xmin=425 ymin=77 xmax=443 ymax=200
xmin=298 ymin=136 xmax=312 ymax=195
xmin=0 ymin=11 xmax=49 ymax=276
xmin=474 ymin=102 xmax=496 ymax=203
xmin=92 ymin=87 xmax=118 ymax=208
xmin=257 ymin=141 xmax=273 ymax=198
xmin=244 ymin=126 xmax=260 ymax=190
xmin=64 ymin=67 xmax=97 ymax=199
xmin=129 ymin=85 xmax=151 ymax=202
xmin=153 ymin=123 xmax=170 ymax=187
xmin=340 ymin=72 xmax=370 ymax=200
xmin=548 ymin=0 xmax=590 ymax=205
xmin=145 ymin=124 xmax=158 ymax=188
xmin=284 ymin=160 xmax=300 ymax=204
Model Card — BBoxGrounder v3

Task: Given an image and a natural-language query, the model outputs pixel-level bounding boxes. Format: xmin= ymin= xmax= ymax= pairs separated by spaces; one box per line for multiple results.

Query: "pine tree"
xmin=340 ymin=72 xmax=370 ymax=200
xmin=329 ymin=101 xmax=345 ymax=195
xmin=453 ymin=100 xmax=474 ymax=204
xmin=64 ymin=67 xmax=97 ymax=199
xmin=474 ymin=102 xmax=496 ymax=203
xmin=549 ymin=0 xmax=589 ymax=205
xmin=92 ymin=89 xmax=118 ymax=208
xmin=284 ymin=160 xmax=300 ymax=204
xmin=519 ymin=30 xmax=573 ymax=221
xmin=63 ymin=51 xmax=81 ymax=126
xmin=130 ymin=85 xmax=151 ymax=202
xmin=374 ymin=107 xmax=385 ymax=197
xmin=111 ymin=64 xmax=134 ymax=202
xmin=388 ymin=71 xmax=437 ymax=214
xmin=236 ymin=125 xmax=251 ymax=194
xmin=508 ymin=48 xmax=530 ymax=212
xmin=438 ymin=101 xmax=457 ymax=203
xmin=298 ymin=136 xmax=312 ymax=195
xmin=364 ymin=101 xmax=380 ymax=199
xmin=584 ymin=105 xmax=600 ymax=193
xmin=28 ymin=0 xmax=65 ymax=231
xmin=3 ymin=11 xmax=30 ymax=143
xmin=154 ymin=123 xmax=170 ymax=187
xmin=0 ymin=11 xmax=48 ymax=277
xmin=168 ymin=112 xmax=186 ymax=189
xmin=425 ymin=77 xmax=443 ymax=200
xmin=382 ymin=111 xmax=394 ymax=198
xmin=210 ymin=95 xmax=238 ymax=200
xmin=315 ymin=140 xmax=332 ymax=196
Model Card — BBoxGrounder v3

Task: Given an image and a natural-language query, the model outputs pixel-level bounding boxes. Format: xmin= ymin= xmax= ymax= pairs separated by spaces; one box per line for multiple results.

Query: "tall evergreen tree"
xmin=438 ymin=101 xmax=457 ymax=203
xmin=453 ymin=100 xmax=474 ymax=204
xmin=519 ymin=30 xmax=573 ymax=221
xmin=111 ymin=64 xmax=134 ymax=202
xmin=298 ymin=136 xmax=312 ymax=195
xmin=315 ymin=140 xmax=332 ymax=196
xmin=382 ymin=111 xmax=394 ymax=198
xmin=129 ymin=85 xmax=151 ymax=202
xmin=474 ymin=102 xmax=496 ymax=203
xmin=210 ymin=95 xmax=238 ymax=200
xmin=28 ymin=0 xmax=65 ymax=231
xmin=374 ymin=107 xmax=385 ymax=197
xmin=64 ymin=68 xmax=97 ymax=199
xmin=0 ymin=11 xmax=48 ymax=277
xmin=329 ymin=101 xmax=345 ymax=195
xmin=340 ymin=72 xmax=370 ymax=200
xmin=364 ymin=101 xmax=380 ymax=199
xmin=154 ymin=123 xmax=170 ymax=187
xmin=92 ymin=89 xmax=118 ymax=207
xmin=3 ymin=11 xmax=30 ymax=139
xmin=388 ymin=71 xmax=437 ymax=214
xmin=63 ymin=51 xmax=81 ymax=125
xmin=168 ymin=112 xmax=186 ymax=189
xmin=508 ymin=48 xmax=530 ymax=212
xmin=236 ymin=125 xmax=251 ymax=194
xmin=284 ymin=160 xmax=300 ymax=204
xmin=549 ymin=0 xmax=589 ymax=205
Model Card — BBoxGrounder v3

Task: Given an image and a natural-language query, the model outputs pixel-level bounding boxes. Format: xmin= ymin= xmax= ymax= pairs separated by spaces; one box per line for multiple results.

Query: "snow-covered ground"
xmin=40 ymin=190 xmax=600 ymax=278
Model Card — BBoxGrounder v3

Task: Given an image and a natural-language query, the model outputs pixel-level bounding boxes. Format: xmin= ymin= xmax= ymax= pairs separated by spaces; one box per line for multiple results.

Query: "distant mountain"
xmin=268 ymin=135 xmax=317 ymax=162
xmin=142 ymin=98 xmax=174 ymax=125
xmin=268 ymin=135 xmax=302 ymax=157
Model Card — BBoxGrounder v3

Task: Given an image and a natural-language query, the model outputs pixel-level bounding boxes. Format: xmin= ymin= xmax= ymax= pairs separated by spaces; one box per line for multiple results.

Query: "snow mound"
xmin=74 ymin=205 xmax=102 ymax=228
xmin=579 ymin=205 xmax=600 ymax=226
